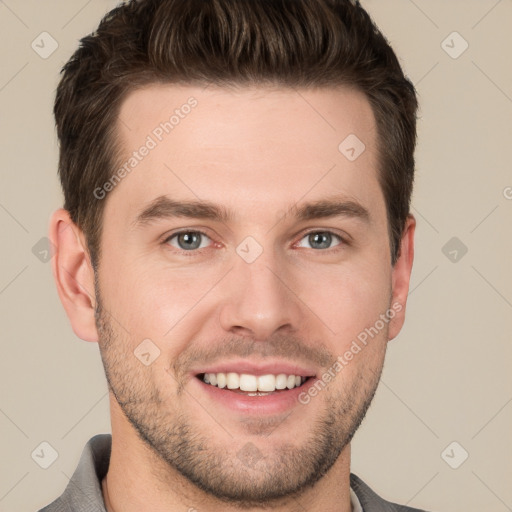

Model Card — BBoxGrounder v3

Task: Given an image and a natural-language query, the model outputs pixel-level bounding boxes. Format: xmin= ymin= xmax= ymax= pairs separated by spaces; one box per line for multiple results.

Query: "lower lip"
xmin=191 ymin=376 xmax=318 ymax=415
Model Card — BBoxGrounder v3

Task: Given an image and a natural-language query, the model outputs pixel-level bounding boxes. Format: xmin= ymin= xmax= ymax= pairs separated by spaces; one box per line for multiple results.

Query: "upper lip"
xmin=192 ymin=359 xmax=317 ymax=378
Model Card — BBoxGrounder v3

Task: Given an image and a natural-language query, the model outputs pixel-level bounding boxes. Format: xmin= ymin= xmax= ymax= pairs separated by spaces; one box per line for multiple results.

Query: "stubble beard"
xmin=95 ymin=294 xmax=385 ymax=508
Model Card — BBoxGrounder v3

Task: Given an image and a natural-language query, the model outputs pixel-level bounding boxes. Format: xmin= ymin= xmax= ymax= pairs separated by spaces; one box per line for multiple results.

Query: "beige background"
xmin=1 ymin=1 xmax=511 ymax=511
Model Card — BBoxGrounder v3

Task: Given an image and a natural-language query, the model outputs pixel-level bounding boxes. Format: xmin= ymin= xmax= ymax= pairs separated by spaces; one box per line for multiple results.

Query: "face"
xmin=93 ymin=84 xmax=408 ymax=506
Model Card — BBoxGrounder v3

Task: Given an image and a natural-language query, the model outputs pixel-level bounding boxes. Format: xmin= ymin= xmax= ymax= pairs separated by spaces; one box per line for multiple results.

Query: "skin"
xmin=50 ymin=84 xmax=415 ymax=512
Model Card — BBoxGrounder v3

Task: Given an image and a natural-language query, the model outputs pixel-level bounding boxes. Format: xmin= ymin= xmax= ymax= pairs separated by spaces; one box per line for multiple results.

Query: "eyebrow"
xmin=293 ymin=198 xmax=370 ymax=224
xmin=131 ymin=196 xmax=232 ymax=228
xmin=131 ymin=194 xmax=371 ymax=229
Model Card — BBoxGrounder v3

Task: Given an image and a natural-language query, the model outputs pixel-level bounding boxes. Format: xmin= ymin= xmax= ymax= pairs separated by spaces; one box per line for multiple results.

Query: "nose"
xmin=218 ymin=247 xmax=303 ymax=341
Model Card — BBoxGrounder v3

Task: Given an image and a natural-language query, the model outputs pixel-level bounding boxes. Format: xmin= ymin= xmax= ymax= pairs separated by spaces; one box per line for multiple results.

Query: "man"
xmin=41 ymin=0 xmax=429 ymax=510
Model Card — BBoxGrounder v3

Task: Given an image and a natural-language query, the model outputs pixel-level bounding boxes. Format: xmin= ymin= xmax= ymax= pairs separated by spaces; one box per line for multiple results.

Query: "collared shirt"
xmin=351 ymin=486 xmax=364 ymax=512
xmin=38 ymin=434 xmax=431 ymax=512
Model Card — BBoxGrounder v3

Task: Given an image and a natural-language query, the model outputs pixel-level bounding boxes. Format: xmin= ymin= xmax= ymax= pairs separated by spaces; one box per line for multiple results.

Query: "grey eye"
xmin=297 ymin=232 xmax=342 ymax=250
xmin=167 ymin=231 xmax=211 ymax=251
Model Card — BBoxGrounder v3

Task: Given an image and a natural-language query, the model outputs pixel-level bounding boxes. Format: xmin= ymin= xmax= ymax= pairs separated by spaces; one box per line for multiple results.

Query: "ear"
xmin=388 ymin=214 xmax=416 ymax=341
xmin=49 ymin=208 xmax=99 ymax=342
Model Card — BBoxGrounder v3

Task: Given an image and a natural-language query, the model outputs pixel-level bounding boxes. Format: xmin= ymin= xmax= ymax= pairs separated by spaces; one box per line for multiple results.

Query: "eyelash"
xmin=162 ymin=229 xmax=349 ymax=256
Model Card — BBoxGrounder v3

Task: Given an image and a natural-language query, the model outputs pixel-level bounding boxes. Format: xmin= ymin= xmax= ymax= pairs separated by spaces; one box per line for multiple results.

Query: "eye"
xmin=296 ymin=231 xmax=343 ymax=250
xmin=165 ymin=230 xmax=213 ymax=251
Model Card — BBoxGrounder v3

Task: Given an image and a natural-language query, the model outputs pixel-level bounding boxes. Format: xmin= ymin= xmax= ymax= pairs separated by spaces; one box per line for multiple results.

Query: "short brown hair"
xmin=55 ymin=0 xmax=418 ymax=269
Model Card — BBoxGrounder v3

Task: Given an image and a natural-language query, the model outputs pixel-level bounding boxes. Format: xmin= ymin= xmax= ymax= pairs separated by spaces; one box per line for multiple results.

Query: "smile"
xmin=199 ymin=372 xmax=311 ymax=395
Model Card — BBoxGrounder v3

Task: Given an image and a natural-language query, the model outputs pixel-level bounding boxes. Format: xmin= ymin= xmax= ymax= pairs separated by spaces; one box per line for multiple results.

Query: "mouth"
xmin=190 ymin=367 xmax=318 ymax=415
xmin=196 ymin=372 xmax=314 ymax=396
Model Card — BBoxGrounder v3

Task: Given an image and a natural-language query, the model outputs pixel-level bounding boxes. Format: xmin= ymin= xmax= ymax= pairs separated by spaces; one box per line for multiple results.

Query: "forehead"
xmin=107 ymin=83 xmax=383 ymax=225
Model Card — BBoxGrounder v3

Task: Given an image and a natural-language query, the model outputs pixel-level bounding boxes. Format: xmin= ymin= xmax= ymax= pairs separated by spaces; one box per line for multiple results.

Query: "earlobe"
xmin=49 ymin=208 xmax=99 ymax=342
xmin=388 ymin=214 xmax=416 ymax=341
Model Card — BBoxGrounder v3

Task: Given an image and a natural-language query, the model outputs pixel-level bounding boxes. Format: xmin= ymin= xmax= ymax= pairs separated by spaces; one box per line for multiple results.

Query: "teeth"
xmin=257 ymin=374 xmax=276 ymax=392
xmin=202 ymin=372 xmax=308 ymax=392
xmin=275 ymin=374 xmax=288 ymax=389
xmin=226 ymin=372 xmax=239 ymax=389
xmin=216 ymin=373 xmax=226 ymax=389
xmin=239 ymin=374 xmax=258 ymax=392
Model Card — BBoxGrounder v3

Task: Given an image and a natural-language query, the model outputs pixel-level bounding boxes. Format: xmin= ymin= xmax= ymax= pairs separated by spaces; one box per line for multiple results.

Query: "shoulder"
xmin=36 ymin=434 xmax=111 ymax=512
xmin=350 ymin=473 xmax=435 ymax=512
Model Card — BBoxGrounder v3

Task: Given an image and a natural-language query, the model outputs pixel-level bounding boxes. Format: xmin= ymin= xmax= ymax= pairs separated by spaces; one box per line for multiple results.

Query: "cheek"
xmin=296 ymin=258 xmax=392 ymax=344
xmin=100 ymin=257 xmax=224 ymax=346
